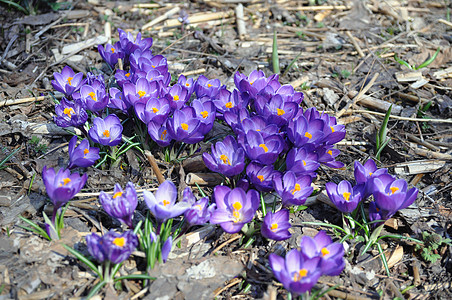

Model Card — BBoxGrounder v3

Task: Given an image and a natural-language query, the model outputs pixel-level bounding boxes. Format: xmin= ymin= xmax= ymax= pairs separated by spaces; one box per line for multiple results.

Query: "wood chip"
xmin=395 ymin=71 xmax=424 ymax=82
xmin=394 ymin=159 xmax=446 ymax=175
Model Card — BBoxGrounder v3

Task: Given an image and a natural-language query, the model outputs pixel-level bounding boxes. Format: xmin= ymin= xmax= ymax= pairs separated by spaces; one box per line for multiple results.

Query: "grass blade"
xmin=272 ymin=29 xmax=280 ymax=74
xmin=393 ymin=54 xmax=413 ymax=69
xmin=114 ymin=274 xmax=156 ymax=282
xmin=282 ymin=52 xmax=302 ymax=77
xmin=85 ymin=280 xmax=106 ymax=299
xmin=376 ymin=104 xmax=392 ymax=160
xmin=416 ymin=47 xmax=440 ymax=70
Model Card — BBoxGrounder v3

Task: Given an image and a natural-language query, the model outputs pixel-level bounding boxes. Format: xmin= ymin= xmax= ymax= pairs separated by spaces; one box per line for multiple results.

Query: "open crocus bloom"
xmin=325 ymin=180 xmax=363 ymax=213
xmin=202 ymin=135 xmax=245 ymax=177
xmin=86 ymin=230 xmax=138 ymax=264
xmin=88 ymin=114 xmax=123 ymax=146
xmin=67 ymin=136 xmax=100 ymax=169
xmin=261 ymin=209 xmax=291 ymax=241
xmin=99 ymin=182 xmax=138 ymax=228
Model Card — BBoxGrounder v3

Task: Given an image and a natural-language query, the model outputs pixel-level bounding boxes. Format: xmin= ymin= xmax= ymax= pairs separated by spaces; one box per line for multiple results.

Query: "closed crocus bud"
xmin=54 ymin=98 xmax=88 ymax=128
xmin=143 ymin=180 xmax=190 ymax=223
xmin=99 ymin=182 xmax=138 ymax=228
xmin=183 ymin=188 xmax=215 ymax=227
xmin=202 ymin=135 xmax=245 ymax=177
xmin=261 ymin=209 xmax=291 ymax=241
xmin=98 ymin=42 xmax=125 ymax=68
xmin=161 ymin=236 xmax=172 ymax=263
xmin=325 ymin=180 xmax=363 ymax=214
xmin=117 ymin=29 xmax=153 ymax=55
xmin=209 ymin=186 xmax=260 ymax=234
xmin=194 ymin=75 xmax=223 ymax=98
xmin=42 ymin=166 xmax=87 ymax=222
xmin=52 ymin=66 xmax=85 ymax=97
xmin=67 ymin=136 xmax=100 ymax=169
xmin=86 ymin=232 xmax=105 ymax=262
xmin=269 ymin=249 xmax=322 ymax=296
xmin=88 ymin=114 xmax=123 ymax=146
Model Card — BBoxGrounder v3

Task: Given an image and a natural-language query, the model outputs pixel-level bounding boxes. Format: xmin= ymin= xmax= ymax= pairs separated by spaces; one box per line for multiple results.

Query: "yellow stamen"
xmin=181 ymin=123 xmax=189 ymax=130
xmin=173 ymin=95 xmax=180 ymax=101
xmin=111 ymin=47 xmax=115 ymax=53
xmin=327 ymin=150 xmax=333 ymax=155
xmin=200 ymin=111 xmax=209 ymax=118
xmin=250 ymin=81 xmax=254 ymax=85
xmin=293 ymin=269 xmax=308 ymax=282
xmin=232 ymin=210 xmax=241 ymax=222
xmin=225 ymin=102 xmax=233 ymax=108
xmin=152 ymin=65 xmax=156 ymax=68
xmin=103 ymin=130 xmax=110 ymax=138
xmin=207 ymin=83 xmax=212 ymax=87
xmin=194 ymin=204 xmax=202 ymax=210
xmin=233 ymin=202 xmax=242 ymax=210
xmin=257 ymin=175 xmax=265 ymax=182
xmin=62 ymin=178 xmax=71 ymax=185
xmin=259 ymin=144 xmax=268 ymax=152
xmin=390 ymin=187 xmax=399 ymax=194
xmin=220 ymin=154 xmax=231 ymax=165
xmin=137 ymin=90 xmax=146 ymax=98
xmin=277 ymin=108 xmax=285 ymax=116
xmin=113 ymin=237 xmax=125 ymax=247
xmin=321 ymin=247 xmax=330 ymax=256
xmin=83 ymin=148 xmax=89 ymax=155
xmin=67 ymin=77 xmax=73 ymax=86
xmin=330 ymin=126 xmax=335 ymax=132
xmin=88 ymin=91 xmax=97 ymax=101
xmin=63 ymin=107 xmax=74 ymax=117
xmin=291 ymin=183 xmax=301 ymax=195
xmin=270 ymin=223 xmax=278 ymax=231
xmin=305 ymin=132 xmax=312 ymax=139
xmin=125 ymin=72 xmax=130 ymax=77
xmin=369 ymin=172 xmax=373 ymax=176
xmin=160 ymin=129 xmax=167 ymax=140
xmin=343 ymin=192 xmax=351 ymax=201
xmin=163 ymin=200 xmax=170 ymax=206
xmin=152 ymin=107 xmax=159 ymax=113
xmin=113 ymin=191 xmax=123 ymax=199
xmin=302 ymin=160 xmax=306 ymax=166
xmin=185 ymin=83 xmax=190 ymax=87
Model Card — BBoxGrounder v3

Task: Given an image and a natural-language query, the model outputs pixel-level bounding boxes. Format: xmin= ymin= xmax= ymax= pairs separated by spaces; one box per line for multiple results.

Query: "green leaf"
xmin=63 ymin=244 xmax=102 ymax=278
xmin=85 ymin=281 xmax=107 ymax=299
xmin=115 ymin=274 xmax=156 ymax=282
xmin=376 ymin=104 xmax=392 ymax=160
xmin=18 ymin=216 xmax=50 ymax=240
xmin=282 ymin=52 xmax=302 ymax=77
xmin=394 ymin=53 xmax=413 ymax=70
xmin=415 ymin=47 xmax=440 ymax=70
xmin=369 ymin=224 xmax=385 ymax=244
xmin=272 ymin=29 xmax=280 ymax=74
xmin=301 ymin=221 xmax=347 ymax=234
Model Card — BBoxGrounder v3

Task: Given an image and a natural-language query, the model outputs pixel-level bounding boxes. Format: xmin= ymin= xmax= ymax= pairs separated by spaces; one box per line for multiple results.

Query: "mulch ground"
xmin=1 ymin=0 xmax=452 ymax=299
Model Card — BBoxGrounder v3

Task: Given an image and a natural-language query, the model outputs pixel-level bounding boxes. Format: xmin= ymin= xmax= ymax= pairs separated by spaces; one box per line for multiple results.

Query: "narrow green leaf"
xmin=0 ymin=146 xmax=21 ymax=168
xmin=18 ymin=216 xmax=51 ymax=240
xmin=63 ymin=244 xmax=102 ymax=278
xmin=282 ymin=52 xmax=302 ymax=77
xmin=114 ymin=274 xmax=156 ymax=282
xmin=369 ymin=224 xmax=385 ymax=243
xmin=301 ymin=221 xmax=347 ymax=234
xmin=416 ymin=47 xmax=440 ymax=70
xmin=376 ymin=104 xmax=392 ymax=160
xmin=393 ymin=54 xmax=413 ymax=70
xmin=260 ymin=193 xmax=267 ymax=217
xmin=376 ymin=242 xmax=391 ymax=276
xmin=85 ymin=281 xmax=107 ymax=299
xmin=272 ymin=29 xmax=280 ymax=74
xmin=0 ymin=0 xmax=28 ymax=14
xmin=360 ymin=239 xmax=374 ymax=255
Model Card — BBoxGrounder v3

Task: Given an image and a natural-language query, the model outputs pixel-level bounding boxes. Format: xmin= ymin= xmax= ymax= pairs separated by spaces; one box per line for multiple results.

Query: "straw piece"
xmin=141 ymin=6 xmax=180 ymax=31
xmin=235 ymin=3 xmax=247 ymax=40
xmin=164 ymin=11 xmax=234 ymax=28
xmin=345 ymin=31 xmax=364 ymax=58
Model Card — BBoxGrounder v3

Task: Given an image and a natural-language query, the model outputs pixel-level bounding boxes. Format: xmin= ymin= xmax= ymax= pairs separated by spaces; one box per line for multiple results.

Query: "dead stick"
xmin=144 ymin=150 xmax=165 ymax=184
xmin=335 ymin=109 xmax=452 ymax=123
xmin=345 ymin=31 xmax=364 ymax=57
xmin=291 ymin=5 xmax=350 ymax=11
xmin=211 ymin=234 xmax=241 ymax=255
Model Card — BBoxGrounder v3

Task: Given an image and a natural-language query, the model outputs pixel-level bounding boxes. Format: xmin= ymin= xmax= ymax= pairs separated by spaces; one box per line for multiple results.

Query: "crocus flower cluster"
xmin=326 ymin=159 xmax=418 ymax=223
xmin=269 ymin=231 xmax=345 ymax=296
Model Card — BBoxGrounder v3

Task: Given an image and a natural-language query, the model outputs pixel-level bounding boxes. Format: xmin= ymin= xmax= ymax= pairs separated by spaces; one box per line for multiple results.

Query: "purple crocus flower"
xmin=80 ymin=81 xmax=109 ymax=112
xmin=212 ymin=89 xmax=245 ymax=117
xmin=165 ymin=83 xmax=189 ymax=110
xmin=246 ymin=162 xmax=280 ymax=192
xmin=86 ymin=230 xmax=139 ymax=264
xmin=182 ymin=188 xmax=215 ymax=226
xmin=287 ymin=114 xmax=325 ymax=150
xmin=286 ymin=148 xmax=320 ymax=178
xmin=237 ymin=116 xmax=280 ymax=138
xmin=370 ymin=175 xmax=418 ymax=220
xmin=317 ymin=146 xmax=344 ymax=169
xmin=191 ymin=99 xmax=216 ymax=135
xmin=166 ymin=106 xmax=204 ymax=144
xmin=52 ymin=66 xmax=85 ymax=97
xmin=148 ymin=121 xmax=172 ymax=147
xmin=42 ymin=166 xmax=87 ymax=221
xmin=238 ymin=131 xmax=284 ymax=165
xmin=135 ymin=97 xmax=171 ymax=125
xmin=325 ymin=180 xmax=363 ymax=213
xmin=261 ymin=209 xmax=291 ymax=241
xmin=224 ymin=107 xmax=250 ymax=133
xmin=98 ymin=42 xmax=125 ymax=68
xmin=162 ymin=236 xmax=172 ymax=263
xmin=117 ymin=29 xmax=153 ymax=55
xmin=304 ymin=108 xmax=346 ymax=145
xmin=67 ymin=136 xmax=100 ymax=169
xmin=99 ymin=182 xmax=138 ymax=228
xmin=202 ymin=135 xmax=245 ymax=177
xmin=123 ymin=77 xmax=160 ymax=107
xmin=108 ymin=87 xmax=130 ymax=113
xmin=88 ymin=114 xmax=123 ymax=146
xmin=234 ymin=70 xmax=279 ymax=101
xmin=354 ymin=159 xmax=388 ymax=185
xmin=209 ymin=186 xmax=259 ymax=234
xmin=115 ymin=69 xmax=133 ymax=88
xmin=254 ymin=94 xmax=299 ymax=126
xmin=143 ymin=180 xmax=190 ymax=223
xmin=269 ymin=249 xmax=322 ymax=296
xmin=194 ymin=75 xmax=223 ymax=98
xmin=178 ymin=75 xmax=195 ymax=95
xmin=54 ymin=98 xmax=88 ymax=128
xmin=299 ymin=231 xmax=345 ymax=276
xmin=273 ymin=171 xmax=313 ymax=207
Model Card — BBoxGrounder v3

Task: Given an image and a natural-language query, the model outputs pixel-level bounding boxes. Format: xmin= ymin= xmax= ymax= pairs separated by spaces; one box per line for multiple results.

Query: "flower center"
xmin=259 ymin=144 xmax=268 ymax=152
xmin=369 ymin=172 xmax=373 ymax=176
xmin=194 ymin=204 xmax=203 ymax=211
xmin=63 ymin=107 xmax=74 ymax=117
xmin=270 ymin=223 xmax=278 ymax=232
xmin=67 ymin=77 xmax=73 ymax=86
xmin=61 ymin=177 xmax=71 ymax=186
xmin=293 ymin=269 xmax=308 ymax=282
xmin=291 ymin=183 xmax=301 ymax=195
xmin=305 ymin=132 xmax=312 ymax=139
xmin=302 ymin=160 xmax=307 ymax=166
xmin=330 ymin=126 xmax=335 ymax=133
xmin=137 ymin=90 xmax=146 ymax=98
xmin=152 ymin=107 xmax=159 ymax=113
xmin=173 ymin=95 xmax=180 ymax=101
xmin=232 ymin=201 xmax=242 ymax=223
xmin=163 ymin=200 xmax=170 ymax=206
xmin=103 ymin=129 xmax=110 ymax=138
xmin=113 ymin=237 xmax=125 ymax=247
xmin=160 ymin=129 xmax=167 ymax=140
xmin=83 ymin=148 xmax=89 ymax=156
xmin=200 ymin=111 xmax=209 ymax=118
xmin=327 ymin=150 xmax=333 ymax=155
xmin=88 ymin=91 xmax=97 ymax=101
xmin=257 ymin=175 xmax=265 ymax=182
xmin=207 ymin=83 xmax=212 ymax=88
xmin=220 ymin=154 xmax=231 ymax=165
xmin=113 ymin=191 xmax=123 ymax=199
xmin=185 ymin=83 xmax=190 ymax=87
xmin=111 ymin=47 xmax=115 ymax=53
xmin=321 ymin=247 xmax=330 ymax=256
xmin=390 ymin=187 xmax=399 ymax=194
xmin=277 ymin=108 xmax=285 ymax=116
xmin=343 ymin=192 xmax=351 ymax=201
xmin=125 ymin=72 xmax=130 ymax=77
xmin=181 ymin=123 xmax=189 ymax=130
xmin=250 ymin=81 xmax=254 ymax=85
xmin=225 ymin=102 xmax=233 ymax=108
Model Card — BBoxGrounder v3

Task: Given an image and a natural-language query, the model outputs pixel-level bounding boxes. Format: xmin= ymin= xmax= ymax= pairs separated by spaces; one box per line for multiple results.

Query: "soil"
xmin=1 ymin=0 xmax=452 ymax=299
